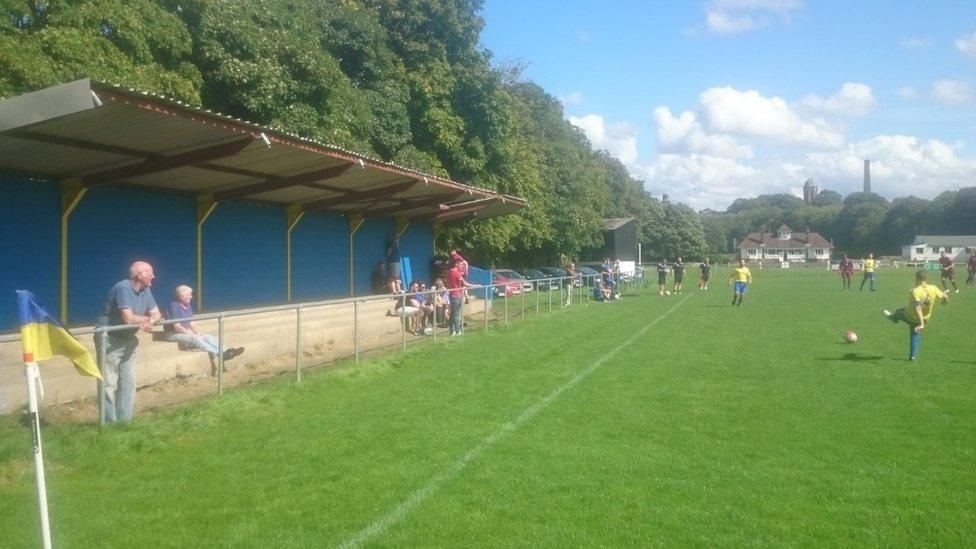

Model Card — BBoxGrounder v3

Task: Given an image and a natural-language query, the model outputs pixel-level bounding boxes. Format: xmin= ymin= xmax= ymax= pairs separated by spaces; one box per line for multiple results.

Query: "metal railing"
xmin=6 ymin=271 xmax=641 ymax=425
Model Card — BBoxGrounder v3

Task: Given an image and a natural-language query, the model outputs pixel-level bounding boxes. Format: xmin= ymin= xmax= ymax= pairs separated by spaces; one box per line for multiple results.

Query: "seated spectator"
xmin=165 ymin=286 xmax=243 ymax=362
xmin=389 ymin=282 xmax=422 ymax=332
xmin=406 ymin=281 xmax=433 ymax=335
xmin=387 ymin=274 xmax=403 ymax=295
xmin=432 ymin=279 xmax=450 ymax=325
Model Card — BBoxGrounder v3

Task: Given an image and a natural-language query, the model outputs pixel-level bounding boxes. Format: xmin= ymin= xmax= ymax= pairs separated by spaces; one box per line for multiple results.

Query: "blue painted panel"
xmin=400 ymin=222 xmax=434 ymax=284
xmin=0 ymin=178 xmax=60 ymax=331
xmin=354 ymin=218 xmax=395 ymax=295
xmin=291 ymin=211 xmax=349 ymax=301
xmin=69 ymin=186 xmax=196 ymax=325
xmin=203 ymin=201 xmax=285 ymax=310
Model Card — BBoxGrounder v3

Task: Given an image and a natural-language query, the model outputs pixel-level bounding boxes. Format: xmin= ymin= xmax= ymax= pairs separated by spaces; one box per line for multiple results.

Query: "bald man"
xmin=94 ymin=261 xmax=161 ymax=423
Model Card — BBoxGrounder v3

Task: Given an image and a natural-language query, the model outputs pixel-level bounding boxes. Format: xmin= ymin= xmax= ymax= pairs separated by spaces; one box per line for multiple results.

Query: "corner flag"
xmin=16 ymin=290 xmax=101 ymax=379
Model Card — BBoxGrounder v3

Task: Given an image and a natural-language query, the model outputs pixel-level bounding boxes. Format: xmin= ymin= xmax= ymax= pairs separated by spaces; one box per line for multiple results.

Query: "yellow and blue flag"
xmin=16 ymin=290 xmax=101 ymax=379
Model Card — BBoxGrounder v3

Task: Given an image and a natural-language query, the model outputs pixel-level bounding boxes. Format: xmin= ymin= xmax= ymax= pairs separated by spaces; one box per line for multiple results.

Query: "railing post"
xmin=217 ymin=314 xmax=225 ymax=396
xmin=97 ymin=330 xmax=106 ymax=427
xmin=536 ymin=282 xmax=540 ymax=316
xmin=354 ymin=300 xmax=360 ymax=364
xmin=432 ymin=297 xmax=437 ymax=341
xmin=504 ymin=289 xmax=508 ymax=323
xmin=295 ymin=306 xmax=302 ymax=382
xmin=520 ymin=286 xmax=525 ymax=319
xmin=401 ymin=295 xmax=407 ymax=350
xmin=548 ymin=279 xmax=553 ymax=312
xmin=484 ymin=287 xmax=489 ymax=334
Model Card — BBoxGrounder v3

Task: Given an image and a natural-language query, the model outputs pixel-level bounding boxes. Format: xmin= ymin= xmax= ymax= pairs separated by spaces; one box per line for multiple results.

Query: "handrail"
xmin=1 ymin=275 xmax=616 ymax=340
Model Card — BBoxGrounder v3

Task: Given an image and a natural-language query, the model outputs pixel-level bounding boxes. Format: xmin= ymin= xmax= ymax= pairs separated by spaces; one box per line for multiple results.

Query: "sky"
xmin=479 ymin=0 xmax=976 ymax=210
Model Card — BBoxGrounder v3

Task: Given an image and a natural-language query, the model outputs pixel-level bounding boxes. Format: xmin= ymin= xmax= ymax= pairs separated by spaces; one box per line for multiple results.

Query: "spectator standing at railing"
xmin=446 ymin=258 xmax=474 ymax=336
xmin=94 ymin=261 xmax=162 ymax=423
xmin=165 ymin=285 xmax=244 ymax=364
xmin=563 ymin=261 xmax=577 ymax=306
xmin=451 ymin=249 xmax=470 ymax=304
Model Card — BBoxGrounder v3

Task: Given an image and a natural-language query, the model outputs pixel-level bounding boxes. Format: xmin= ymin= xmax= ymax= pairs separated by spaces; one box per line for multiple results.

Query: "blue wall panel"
xmin=354 ymin=218 xmax=395 ymax=295
xmin=291 ymin=212 xmax=349 ymax=301
xmin=203 ymin=201 xmax=285 ymax=310
xmin=0 ymin=179 xmax=60 ymax=331
xmin=69 ymin=186 xmax=196 ymax=325
xmin=400 ymin=222 xmax=434 ymax=284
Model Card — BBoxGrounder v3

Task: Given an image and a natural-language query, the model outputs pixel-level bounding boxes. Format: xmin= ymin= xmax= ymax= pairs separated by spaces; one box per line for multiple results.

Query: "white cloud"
xmin=698 ymin=87 xmax=845 ymax=148
xmin=635 ymin=154 xmax=759 ymax=209
xmin=568 ymin=114 xmax=640 ymax=165
xmin=900 ymin=36 xmax=932 ymax=49
xmin=703 ymin=0 xmax=804 ymax=35
xmin=804 ymin=135 xmax=976 ymax=197
xmin=652 ymin=107 xmax=753 ymax=159
xmin=559 ymin=91 xmax=585 ymax=107
xmin=896 ymin=86 xmax=919 ymax=101
xmin=801 ymin=82 xmax=876 ymax=117
xmin=956 ymin=29 xmax=976 ymax=59
xmin=931 ymin=79 xmax=974 ymax=107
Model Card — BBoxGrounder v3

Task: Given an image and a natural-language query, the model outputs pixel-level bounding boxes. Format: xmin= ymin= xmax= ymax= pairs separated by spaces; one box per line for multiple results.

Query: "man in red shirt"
xmin=445 ymin=258 xmax=473 ymax=336
xmin=967 ymin=250 xmax=976 ymax=287
xmin=840 ymin=253 xmax=854 ymax=290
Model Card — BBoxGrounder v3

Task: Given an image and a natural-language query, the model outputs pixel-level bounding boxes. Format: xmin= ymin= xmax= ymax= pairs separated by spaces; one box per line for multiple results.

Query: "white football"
xmin=844 ymin=330 xmax=858 ymax=343
xmin=665 ymin=291 xmax=671 ymax=296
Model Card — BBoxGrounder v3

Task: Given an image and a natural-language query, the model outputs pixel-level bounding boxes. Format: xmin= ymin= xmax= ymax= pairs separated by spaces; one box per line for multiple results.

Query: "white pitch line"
xmin=337 ymin=293 xmax=693 ymax=549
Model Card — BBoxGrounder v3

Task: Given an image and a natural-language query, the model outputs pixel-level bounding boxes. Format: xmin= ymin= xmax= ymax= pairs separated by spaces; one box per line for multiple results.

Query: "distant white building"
xmin=902 ymin=236 xmax=976 ymax=261
xmin=738 ymin=224 xmax=833 ymax=263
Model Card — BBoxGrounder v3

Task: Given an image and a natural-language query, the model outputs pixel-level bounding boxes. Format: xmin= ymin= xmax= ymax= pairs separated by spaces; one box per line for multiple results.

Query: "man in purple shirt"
xmin=165 ymin=285 xmax=243 ymax=363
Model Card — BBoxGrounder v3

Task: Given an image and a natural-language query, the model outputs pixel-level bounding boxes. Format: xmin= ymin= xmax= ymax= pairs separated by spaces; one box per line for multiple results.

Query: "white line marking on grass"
xmin=338 ymin=293 xmax=693 ymax=548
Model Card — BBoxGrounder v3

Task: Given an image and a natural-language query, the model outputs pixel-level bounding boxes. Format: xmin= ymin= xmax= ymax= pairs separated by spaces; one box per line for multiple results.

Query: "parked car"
xmin=539 ymin=267 xmax=576 ymax=287
xmin=515 ymin=268 xmax=555 ymax=291
xmin=491 ymin=271 xmax=525 ymax=297
xmin=575 ymin=266 xmax=600 ymax=285
xmin=495 ymin=269 xmax=532 ymax=292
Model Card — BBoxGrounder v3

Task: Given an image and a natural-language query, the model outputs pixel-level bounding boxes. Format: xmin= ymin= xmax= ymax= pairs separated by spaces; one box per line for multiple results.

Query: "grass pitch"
xmin=2 ymin=268 xmax=975 ymax=546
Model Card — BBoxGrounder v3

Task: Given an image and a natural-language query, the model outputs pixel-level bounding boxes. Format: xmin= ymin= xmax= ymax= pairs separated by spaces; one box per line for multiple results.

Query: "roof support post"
xmin=348 ymin=215 xmax=365 ymax=297
xmin=286 ymin=205 xmax=305 ymax=302
xmin=396 ymin=218 xmax=409 ymax=237
xmin=196 ymin=195 xmax=217 ymax=311
xmin=60 ymin=179 xmax=86 ymax=324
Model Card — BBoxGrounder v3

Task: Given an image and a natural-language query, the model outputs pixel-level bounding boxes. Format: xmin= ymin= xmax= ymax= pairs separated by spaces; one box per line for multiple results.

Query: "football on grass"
xmin=844 ymin=330 xmax=858 ymax=343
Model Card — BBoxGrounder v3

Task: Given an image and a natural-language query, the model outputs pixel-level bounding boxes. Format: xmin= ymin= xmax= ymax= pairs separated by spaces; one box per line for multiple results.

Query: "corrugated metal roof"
xmin=0 ymin=79 xmax=526 ymax=222
xmin=912 ymin=235 xmax=976 ymax=246
xmin=603 ymin=217 xmax=635 ymax=231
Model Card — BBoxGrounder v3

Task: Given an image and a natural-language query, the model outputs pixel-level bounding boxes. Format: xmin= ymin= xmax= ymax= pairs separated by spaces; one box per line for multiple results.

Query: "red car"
xmin=492 ymin=270 xmax=525 ymax=297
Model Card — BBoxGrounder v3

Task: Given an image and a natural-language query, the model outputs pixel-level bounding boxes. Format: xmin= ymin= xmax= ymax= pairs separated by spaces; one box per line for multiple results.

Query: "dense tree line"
xmin=702 ymin=187 xmax=976 ymax=256
xmin=2 ymin=1 xmax=966 ymax=264
xmin=0 ymin=0 xmax=707 ymax=265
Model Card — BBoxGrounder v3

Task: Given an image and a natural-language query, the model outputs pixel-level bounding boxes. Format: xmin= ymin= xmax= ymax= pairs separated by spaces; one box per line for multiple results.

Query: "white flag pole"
xmin=25 ymin=362 xmax=53 ymax=549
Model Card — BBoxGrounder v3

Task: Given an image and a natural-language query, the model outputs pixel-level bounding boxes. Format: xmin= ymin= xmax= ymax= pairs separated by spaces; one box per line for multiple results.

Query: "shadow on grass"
xmin=817 ymin=352 xmax=885 ymax=362
xmin=949 ymin=360 xmax=976 ymax=365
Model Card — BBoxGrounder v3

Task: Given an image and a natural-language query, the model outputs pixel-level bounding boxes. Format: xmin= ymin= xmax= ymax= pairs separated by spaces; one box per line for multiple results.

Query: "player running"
xmin=859 ymin=253 xmax=876 ymax=291
xmin=967 ymin=250 xmax=976 ymax=287
xmin=840 ymin=253 xmax=854 ymax=290
xmin=728 ymin=259 xmax=752 ymax=306
xmin=698 ymin=258 xmax=711 ymax=290
xmin=673 ymin=257 xmax=685 ymax=294
xmin=657 ymin=258 xmax=669 ymax=297
xmin=883 ymin=270 xmax=949 ymax=361
xmin=939 ymin=250 xmax=959 ymax=293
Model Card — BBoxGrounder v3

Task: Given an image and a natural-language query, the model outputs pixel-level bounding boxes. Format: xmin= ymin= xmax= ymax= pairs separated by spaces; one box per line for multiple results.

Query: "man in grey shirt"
xmin=95 ymin=261 xmax=161 ymax=423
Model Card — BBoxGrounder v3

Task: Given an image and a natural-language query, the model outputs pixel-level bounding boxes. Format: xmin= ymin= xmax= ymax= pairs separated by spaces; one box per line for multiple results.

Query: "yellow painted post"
xmin=196 ymin=195 xmax=217 ymax=311
xmin=60 ymin=179 xmax=87 ymax=324
xmin=348 ymin=215 xmax=365 ymax=296
xmin=286 ymin=205 xmax=305 ymax=302
xmin=396 ymin=218 xmax=410 ymax=237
